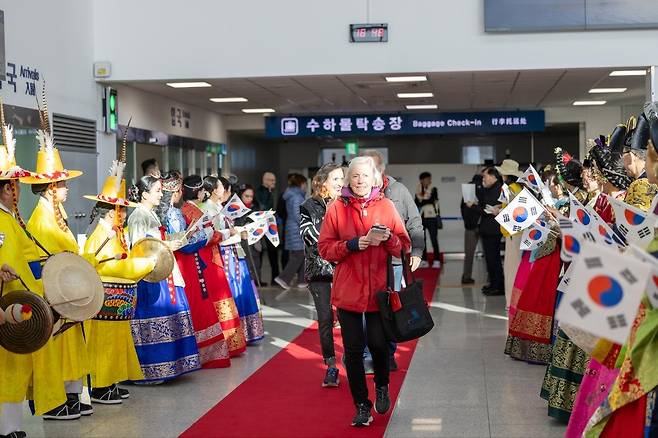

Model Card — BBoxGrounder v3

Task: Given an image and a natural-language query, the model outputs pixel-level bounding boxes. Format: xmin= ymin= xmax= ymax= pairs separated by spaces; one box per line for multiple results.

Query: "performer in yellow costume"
xmin=21 ymin=116 xmax=93 ymax=419
xmin=82 ymin=131 xmax=155 ymax=404
xmin=0 ymin=109 xmax=67 ymax=437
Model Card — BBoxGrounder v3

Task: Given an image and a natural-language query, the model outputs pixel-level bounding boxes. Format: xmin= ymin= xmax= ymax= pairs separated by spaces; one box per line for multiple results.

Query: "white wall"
xmin=93 ymin=0 xmax=658 ymax=81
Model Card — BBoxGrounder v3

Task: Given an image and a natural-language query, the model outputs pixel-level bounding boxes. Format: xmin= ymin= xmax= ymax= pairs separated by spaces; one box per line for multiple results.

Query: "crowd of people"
xmin=472 ymin=103 xmax=658 ymax=437
xmin=0 ymin=97 xmax=446 ymax=437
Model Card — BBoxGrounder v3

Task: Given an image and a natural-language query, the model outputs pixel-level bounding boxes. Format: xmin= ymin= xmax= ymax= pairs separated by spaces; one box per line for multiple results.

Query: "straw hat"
xmin=20 ymin=86 xmax=82 ymax=184
xmin=495 ymin=159 xmax=523 ymax=178
xmin=0 ymin=100 xmax=33 ymax=181
xmin=42 ymin=252 xmax=104 ymax=322
xmin=84 ymin=121 xmax=137 ymax=207
xmin=0 ymin=290 xmax=54 ymax=354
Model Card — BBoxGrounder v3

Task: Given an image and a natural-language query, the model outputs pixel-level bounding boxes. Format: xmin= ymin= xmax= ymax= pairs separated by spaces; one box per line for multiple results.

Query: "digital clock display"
xmin=349 ymin=23 xmax=388 ymax=43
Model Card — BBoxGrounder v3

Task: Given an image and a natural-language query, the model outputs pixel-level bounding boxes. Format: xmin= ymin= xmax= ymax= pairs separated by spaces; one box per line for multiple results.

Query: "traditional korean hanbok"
xmin=203 ymin=199 xmax=265 ymax=343
xmin=127 ymin=204 xmax=200 ymax=381
xmin=166 ymin=204 xmax=232 ymax=367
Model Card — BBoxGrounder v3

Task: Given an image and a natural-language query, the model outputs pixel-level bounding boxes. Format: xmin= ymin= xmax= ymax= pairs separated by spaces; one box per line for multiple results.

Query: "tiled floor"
xmin=19 ymin=260 xmax=566 ymax=437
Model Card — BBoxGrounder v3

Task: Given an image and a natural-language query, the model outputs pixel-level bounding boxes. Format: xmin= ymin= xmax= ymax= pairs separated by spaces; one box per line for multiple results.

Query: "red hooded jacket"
xmin=318 ymin=188 xmax=411 ymax=312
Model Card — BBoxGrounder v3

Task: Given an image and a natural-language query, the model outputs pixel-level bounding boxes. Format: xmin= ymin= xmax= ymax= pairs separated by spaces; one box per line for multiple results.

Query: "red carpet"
xmin=180 ymin=268 xmax=440 ymax=438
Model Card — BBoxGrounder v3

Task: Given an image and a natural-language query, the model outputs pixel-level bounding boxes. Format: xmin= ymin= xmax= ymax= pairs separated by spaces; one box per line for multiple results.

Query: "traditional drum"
xmin=0 ymin=290 xmax=54 ymax=354
xmin=130 ymin=237 xmax=174 ymax=283
xmin=42 ymin=252 xmax=104 ymax=321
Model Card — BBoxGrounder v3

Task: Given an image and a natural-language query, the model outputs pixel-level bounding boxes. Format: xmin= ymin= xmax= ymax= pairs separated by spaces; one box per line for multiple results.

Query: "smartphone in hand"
xmin=366 ymin=224 xmax=388 ymax=246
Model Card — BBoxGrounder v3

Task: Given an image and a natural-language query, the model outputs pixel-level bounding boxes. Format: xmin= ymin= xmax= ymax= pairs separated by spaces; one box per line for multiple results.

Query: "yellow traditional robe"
xmin=26 ymin=197 xmax=88 ymax=383
xmin=0 ymin=207 xmax=66 ymax=415
xmin=83 ymin=220 xmax=154 ymax=387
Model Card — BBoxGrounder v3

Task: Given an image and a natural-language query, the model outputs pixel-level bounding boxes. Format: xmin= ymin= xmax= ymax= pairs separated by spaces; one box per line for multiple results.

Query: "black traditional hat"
xmin=644 ymin=101 xmax=658 ymax=153
xmin=589 ymin=145 xmax=633 ymax=190
xmin=630 ymin=113 xmax=650 ymax=151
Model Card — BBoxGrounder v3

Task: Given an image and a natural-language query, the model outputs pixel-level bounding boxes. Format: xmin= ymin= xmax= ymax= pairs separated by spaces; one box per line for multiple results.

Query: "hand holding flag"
xmin=221 ymin=194 xmax=251 ymax=220
xmin=495 ymin=188 xmax=545 ymax=235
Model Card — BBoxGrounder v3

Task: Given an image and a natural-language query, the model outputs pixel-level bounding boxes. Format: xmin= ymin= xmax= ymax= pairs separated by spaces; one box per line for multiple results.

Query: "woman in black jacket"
xmin=477 ymin=167 xmax=504 ymax=296
xmin=299 ymin=163 xmax=344 ymax=387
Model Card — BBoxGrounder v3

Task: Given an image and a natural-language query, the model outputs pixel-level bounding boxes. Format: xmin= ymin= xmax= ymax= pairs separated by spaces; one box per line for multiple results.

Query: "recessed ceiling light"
xmin=397 ymin=92 xmax=434 ymax=98
xmin=609 ymin=70 xmax=647 ymax=76
xmin=406 ymin=104 xmax=438 ymax=109
xmin=573 ymin=100 xmax=607 ymax=106
xmin=241 ymin=108 xmax=275 ymax=114
xmin=166 ymin=82 xmax=212 ymax=88
xmin=210 ymin=97 xmax=248 ymax=102
xmin=589 ymin=88 xmax=627 ymax=93
xmin=386 ymin=76 xmax=428 ymax=83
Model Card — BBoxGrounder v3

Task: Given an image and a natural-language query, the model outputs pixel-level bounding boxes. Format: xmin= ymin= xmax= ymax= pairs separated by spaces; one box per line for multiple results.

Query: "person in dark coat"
xmin=300 ymin=163 xmax=344 ymax=388
xmin=254 ymin=172 xmax=279 ymax=283
xmin=274 ymin=174 xmax=307 ymax=289
xmin=474 ymin=167 xmax=504 ymax=296
xmin=460 ymin=170 xmax=484 ymax=284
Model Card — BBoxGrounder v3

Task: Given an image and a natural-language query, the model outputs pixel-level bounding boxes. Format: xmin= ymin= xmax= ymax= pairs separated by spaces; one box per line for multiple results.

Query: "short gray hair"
xmin=360 ymin=149 xmax=385 ymax=173
xmin=347 ymin=156 xmax=383 ymax=188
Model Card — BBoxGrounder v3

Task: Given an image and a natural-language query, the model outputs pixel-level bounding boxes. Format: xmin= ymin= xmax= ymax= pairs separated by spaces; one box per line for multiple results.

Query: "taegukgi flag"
xmin=498 ymin=183 xmax=512 ymax=204
xmin=519 ymin=221 xmax=551 ymax=251
xmin=557 ymin=262 xmax=575 ymax=294
xmin=221 ymin=194 xmax=251 ymax=220
xmin=248 ymin=210 xmax=275 ymax=221
xmin=556 ymin=241 xmax=649 ymax=345
xmin=264 ymin=215 xmax=280 ymax=247
xmin=518 ymin=164 xmax=544 ymax=193
xmin=245 ymin=219 xmax=269 ymax=245
xmin=606 ymin=194 xmax=654 ymax=248
xmin=495 ymin=188 xmax=545 ymax=235
xmin=625 ymin=244 xmax=658 ymax=309
xmin=585 ymin=206 xmax=623 ymax=247
xmin=558 ymin=218 xmax=595 ymax=262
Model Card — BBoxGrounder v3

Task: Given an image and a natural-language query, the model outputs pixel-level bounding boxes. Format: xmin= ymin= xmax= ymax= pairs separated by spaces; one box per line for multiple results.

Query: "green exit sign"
xmin=345 ymin=142 xmax=358 ymax=156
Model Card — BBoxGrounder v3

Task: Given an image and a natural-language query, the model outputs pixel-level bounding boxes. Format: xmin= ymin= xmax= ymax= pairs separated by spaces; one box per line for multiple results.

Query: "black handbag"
xmin=376 ymin=252 xmax=434 ymax=342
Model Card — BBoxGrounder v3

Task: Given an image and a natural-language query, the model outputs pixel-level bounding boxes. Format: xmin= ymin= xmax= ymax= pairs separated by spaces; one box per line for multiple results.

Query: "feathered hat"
xmin=20 ymin=84 xmax=82 ymax=184
xmin=554 ymin=147 xmax=584 ymax=189
xmin=588 ymin=143 xmax=633 ymax=190
xmin=0 ymin=99 xmax=33 ymax=180
xmin=83 ymin=119 xmax=136 ymax=207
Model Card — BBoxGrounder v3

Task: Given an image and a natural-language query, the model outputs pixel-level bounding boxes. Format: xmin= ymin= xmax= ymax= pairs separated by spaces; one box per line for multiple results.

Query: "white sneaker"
xmin=274 ymin=277 xmax=291 ymax=290
xmin=432 ymin=261 xmax=441 ymax=269
xmin=420 ymin=261 xmax=430 ymax=268
xmin=298 ymin=282 xmax=309 ymax=289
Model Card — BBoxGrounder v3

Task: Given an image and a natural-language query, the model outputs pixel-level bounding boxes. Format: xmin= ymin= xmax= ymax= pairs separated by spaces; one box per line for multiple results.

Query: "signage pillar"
xmin=647 ymin=66 xmax=658 ymax=103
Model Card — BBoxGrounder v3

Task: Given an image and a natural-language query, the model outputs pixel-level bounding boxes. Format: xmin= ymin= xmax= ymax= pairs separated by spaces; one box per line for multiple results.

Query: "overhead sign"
xmin=265 ymin=110 xmax=545 ymax=138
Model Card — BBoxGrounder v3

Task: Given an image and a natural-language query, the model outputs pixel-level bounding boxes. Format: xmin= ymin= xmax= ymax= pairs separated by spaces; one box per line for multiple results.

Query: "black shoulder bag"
xmin=376 ymin=252 xmax=434 ymax=342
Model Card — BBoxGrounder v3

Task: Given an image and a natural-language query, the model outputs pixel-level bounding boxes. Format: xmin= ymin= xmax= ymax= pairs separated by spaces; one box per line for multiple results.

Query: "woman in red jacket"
xmin=318 ymin=156 xmax=411 ymax=427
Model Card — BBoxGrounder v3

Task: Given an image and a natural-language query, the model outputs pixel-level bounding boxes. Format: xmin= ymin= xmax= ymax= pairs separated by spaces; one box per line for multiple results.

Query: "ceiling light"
xmin=166 ymin=82 xmax=212 ymax=88
xmin=406 ymin=104 xmax=438 ymax=109
xmin=573 ymin=100 xmax=607 ymax=106
xmin=210 ymin=97 xmax=248 ymax=103
xmin=589 ymin=88 xmax=627 ymax=93
xmin=241 ymin=108 xmax=275 ymax=114
xmin=397 ymin=92 xmax=434 ymax=98
xmin=609 ymin=70 xmax=647 ymax=77
xmin=386 ymin=76 xmax=427 ymax=83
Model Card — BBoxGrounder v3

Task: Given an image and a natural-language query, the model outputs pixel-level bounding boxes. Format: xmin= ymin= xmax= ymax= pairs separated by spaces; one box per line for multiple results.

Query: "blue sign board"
xmin=265 ymin=110 xmax=544 ymax=138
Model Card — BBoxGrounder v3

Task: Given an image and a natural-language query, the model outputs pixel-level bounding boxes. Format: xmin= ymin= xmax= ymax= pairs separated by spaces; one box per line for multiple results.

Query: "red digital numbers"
xmin=371 ymin=28 xmax=384 ymax=38
xmin=357 ymin=28 xmax=367 ymax=38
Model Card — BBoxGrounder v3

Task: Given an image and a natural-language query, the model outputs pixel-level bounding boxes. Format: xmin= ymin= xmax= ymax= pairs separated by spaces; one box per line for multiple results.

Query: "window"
xmin=462 ymin=146 xmax=494 ymax=165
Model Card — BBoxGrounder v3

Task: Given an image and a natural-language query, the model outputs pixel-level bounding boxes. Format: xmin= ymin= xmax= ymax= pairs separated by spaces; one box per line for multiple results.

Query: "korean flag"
xmin=558 ymin=218 xmax=595 ymax=262
xmin=245 ymin=219 xmax=268 ymax=245
xmin=498 ymin=183 xmax=512 ymax=204
xmin=606 ymin=194 xmax=654 ymax=248
xmin=520 ymin=222 xmax=551 ymax=251
xmin=265 ymin=214 xmax=280 ymax=247
xmin=586 ymin=206 xmax=622 ymax=247
xmin=625 ymin=244 xmax=658 ymax=309
xmin=557 ymin=262 xmax=575 ymax=294
xmin=569 ymin=193 xmax=592 ymax=227
xmin=249 ymin=210 xmax=275 ymax=222
xmin=221 ymin=194 xmax=251 ymax=220
xmin=556 ymin=241 xmax=649 ymax=344
xmin=519 ymin=164 xmax=544 ymax=193
xmin=495 ymin=188 xmax=545 ymax=235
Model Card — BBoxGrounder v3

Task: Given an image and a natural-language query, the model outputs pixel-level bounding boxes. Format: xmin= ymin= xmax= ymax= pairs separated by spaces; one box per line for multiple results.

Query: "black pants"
xmin=481 ymin=235 xmax=504 ymax=290
xmin=261 ymin=238 xmax=280 ymax=281
xmin=308 ymin=281 xmax=335 ymax=361
xmin=279 ymin=250 xmax=305 ymax=284
xmin=422 ymin=217 xmax=440 ymax=261
xmin=338 ymin=308 xmax=390 ymax=406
